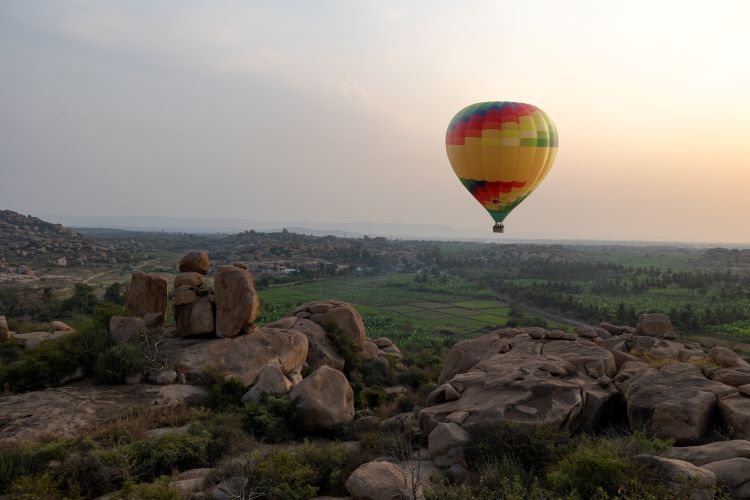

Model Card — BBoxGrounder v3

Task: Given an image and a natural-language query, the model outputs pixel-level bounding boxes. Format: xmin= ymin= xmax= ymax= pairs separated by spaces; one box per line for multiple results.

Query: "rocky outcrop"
xmin=702 ymin=458 xmax=750 ymax=497
xmin=168 ymin=468 xmax=214 ymax=498
xmin=126 ymin=271 xmax=168 ymax=320
xmin=175 ymin=296 xmax=215 ymax=337
xmin=49 ymin=320 xmax=73 ymax=332
xmin=290 ymin=301 xmax=366 ymax=350
xmin=709 ymin=347 xmax=750 ymax=369
xmin=179 ymin=251 xmax=210 ymax=274
xmin=420 ymin=332 xmax=619 ymax=434
xmin=109 ymin=316 xmax=144 ymax=344
xmin=428 ymin=422 xmax=471 ymax=467
xmin=420 ymin=320 xmax=750 ymax=448
xmin=0 ymin=383 xmax=208 ymax=443
xmin=289 ymin=365 xmax=354 ymax=431
xmin=620 ymin=363 xmax=737 ymax=445
xmin=636 ymin=313 xmax=676 ymax=337
xmin=214 ymin=264 xmax=260 ymax=338
xmin=265 ymin=317 xmax=345 ymax=371
xmin=164 ymin=327 xmax=307 ymax=386
xmin=637 ymin=456 xmax=716 ymax=500
xmin=705 ymin=367 xmax=750 ymax=387
xmin=174 ymin=271 xmax=205 ymax=289
xmin=346 ymin=461 xmax=420 ymax=500
xmin=13 ymin=330 xmax=74 ymax=350
xmin=718 ymin=394 xmax=750 ymax=439
xmin=669 ymin=440 xmax=750 ymax=466
xmin=241 ymin=363 xmax=293 ymax=404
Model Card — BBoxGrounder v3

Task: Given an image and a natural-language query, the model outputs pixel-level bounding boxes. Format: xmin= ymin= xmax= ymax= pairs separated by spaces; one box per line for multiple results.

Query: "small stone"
xmin=148 ymin=369 xmax=177 ymax=385
xmin=528 ymin=329 xmax=544 ymax=339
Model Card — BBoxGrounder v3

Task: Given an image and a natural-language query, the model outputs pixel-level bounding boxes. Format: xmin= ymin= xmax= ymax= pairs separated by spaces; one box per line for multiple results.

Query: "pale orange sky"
xmin=1 ymin=1 xmax=749 ymax=242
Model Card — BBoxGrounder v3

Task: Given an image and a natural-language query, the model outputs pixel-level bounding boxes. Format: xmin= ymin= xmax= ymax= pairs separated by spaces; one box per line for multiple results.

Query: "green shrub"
xmin=255 ymin=450 xmax=319 ymax=499
xmin=362 ymin=358 xmax=393 ymax=386
xmin=9 ymin=472 xmax=62 ymax=499
xmin=360 ymin=386 xmax=386 ymax=409
xmin=0 ymin=324 xmax=113 ymax=392
xmin=92 ymin=302 xmax=128 ymax=330
xmin=324 ymin=323 xmax=362 ymax=375
xmin=127 ymin=426 xmax=215 ymax=481
xmin=546 ymin=438 xmax=628 ymax=497
xmin=225 ymin=442 xmax=367 ymax=500
xmin=424 ymin=479 xmax=474 ymax=500
xmin=0 ymin=438 xmax=68 ymax=491
xmin=242 ymin=394 xmax=297 ymax=442
xmin=295 ymin=441 xmax=366 ymax=495
xmin=94 ymin=344 xmax=145 ymax=384
xmin=396 ymin=394 xmax=416 ymax=413
xmin=465 ymin=423 xmax=570 ymax=474
xmin=546 ymin=433 xmax=677 ymax=498
xmin=60 ymin=283 xmax=100 ymax=315
xmin=208 ymin=378 xmax=247 ymax=410
xmin=103 ymin=283 xmax=126 ymax=306
xmin=398 ymin=348 xmax=444 ymax=389
xmin=0 ymin=339 xmax=23 ymax=365
xmin=476 ymin=455 xmax=551 ymax=500
xmin=114 ymin=477 xmax=181 ymax=500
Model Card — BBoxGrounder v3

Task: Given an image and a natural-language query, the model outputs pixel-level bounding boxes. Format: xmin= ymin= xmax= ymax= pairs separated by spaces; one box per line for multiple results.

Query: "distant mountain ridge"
xmin=41 ymin=214 xmax=485 ymax=240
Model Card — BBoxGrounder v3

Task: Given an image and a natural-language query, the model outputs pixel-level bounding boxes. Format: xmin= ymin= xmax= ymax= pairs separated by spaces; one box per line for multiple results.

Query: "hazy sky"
xmin=1 ymin=1 xmax=749 ymax=242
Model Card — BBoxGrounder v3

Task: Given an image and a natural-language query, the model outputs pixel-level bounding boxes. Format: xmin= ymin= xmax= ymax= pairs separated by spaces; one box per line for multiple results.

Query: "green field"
xmin=257 ymin=273 xmax=559 ymax=348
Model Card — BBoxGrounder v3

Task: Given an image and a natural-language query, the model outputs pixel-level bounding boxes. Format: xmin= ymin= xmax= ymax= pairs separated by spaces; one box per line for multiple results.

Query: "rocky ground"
xmin=2 ymin=252 xmax=750 ymax=499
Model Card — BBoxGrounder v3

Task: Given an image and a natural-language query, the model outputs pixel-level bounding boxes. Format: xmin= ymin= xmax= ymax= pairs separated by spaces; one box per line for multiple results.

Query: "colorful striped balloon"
xmin=446 ymin=101 xmax=558 ymax=232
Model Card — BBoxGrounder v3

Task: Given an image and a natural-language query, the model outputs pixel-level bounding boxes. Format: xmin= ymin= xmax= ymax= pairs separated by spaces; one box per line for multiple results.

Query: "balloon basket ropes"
xmin=492 ymin=222 xmax=505 ymax=233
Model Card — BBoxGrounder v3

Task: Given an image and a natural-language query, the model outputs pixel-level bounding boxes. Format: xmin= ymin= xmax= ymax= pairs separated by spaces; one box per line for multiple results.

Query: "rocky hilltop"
xmin=0 ymin=210 xmax=134 ymax=270
xmin=2 ymin=253 xmax=750 ymax=498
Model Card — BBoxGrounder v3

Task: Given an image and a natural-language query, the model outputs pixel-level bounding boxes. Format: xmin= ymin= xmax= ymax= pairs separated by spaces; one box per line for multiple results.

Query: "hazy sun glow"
xmin=1 ymin=0 xmax=749 ymax=242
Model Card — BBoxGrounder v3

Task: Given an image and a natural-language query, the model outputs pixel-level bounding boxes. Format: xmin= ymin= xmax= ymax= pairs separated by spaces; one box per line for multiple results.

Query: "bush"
xmin=114 ymin=478 xmax=181 ymax=500
xmin=359 ymin=386 xmax=386 ymax=409
xmin=60 ymin=283 xmax=99 ymax=315
xmin=93 ymin=344 xmax=146 ymax=384
xmin=546 ymin=438 xmax=627 ymax=497
xmin=0 ymin=438 xmax=68 ymax=492
xmin=128 ymin=426 xmax=216 ymax=481
xmin=0 ymin=323 xmax=113 ymax=392
xmin=546 ymin=433 xmax=676 ymax=498
xmin=324 ymin=323 xmax=363 ymax=375
xmin=221 ymin=442 xmax=368 ymax=500
xmin=91 ymin=302 xmax=127 ymax=330
xmin=465 ymin=423 xmax=571 ymax=474
xmin=255 ymin=450 xmax=319 ymax=500
xmin=362 ymin=358 xmax=393 ymax=386
xmin=9 ymin=472 xmax=62 ymax=499
xmin=103 ymin=283 xmax=126 ymax=306
xmin=475 ymin=455 xmax=551 ymax=500
xmin=208 ymin=378 xmax=247 ymax=411
xmin=242 ymin=394 xmax=297 ymax=443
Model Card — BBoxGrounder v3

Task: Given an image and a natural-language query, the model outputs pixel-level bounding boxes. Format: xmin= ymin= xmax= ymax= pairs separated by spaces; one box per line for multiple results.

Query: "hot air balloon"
xmin=446 ymin=101 xmax=558 ymax=233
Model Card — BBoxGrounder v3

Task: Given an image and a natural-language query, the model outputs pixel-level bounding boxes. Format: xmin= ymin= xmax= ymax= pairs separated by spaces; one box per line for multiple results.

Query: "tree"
xmin=103 ymin=282 xmax=125 ymax=305
xmin=61 ymin=283 xmax=99 ymax=314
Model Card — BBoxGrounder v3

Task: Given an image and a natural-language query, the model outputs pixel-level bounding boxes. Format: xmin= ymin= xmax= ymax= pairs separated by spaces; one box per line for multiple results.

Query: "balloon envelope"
xmin=446 ymin=101 xmax=558 ymax=226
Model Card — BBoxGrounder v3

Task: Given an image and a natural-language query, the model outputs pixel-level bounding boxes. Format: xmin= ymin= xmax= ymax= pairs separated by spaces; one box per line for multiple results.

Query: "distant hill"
xmin=42 ymin=214 xmax=487 ymax=240
xmin=0 ymin=210 xmax=134 ymax=271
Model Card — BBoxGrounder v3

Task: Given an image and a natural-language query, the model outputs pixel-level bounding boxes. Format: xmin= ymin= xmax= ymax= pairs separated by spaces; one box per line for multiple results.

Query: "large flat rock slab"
xmin=0 ymin=383 xmax=208 ymax=443
xmin=163 ymin=327 xmax=307 ymax=386
xmin=420 ymin=351 xmax=617 ymax=434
